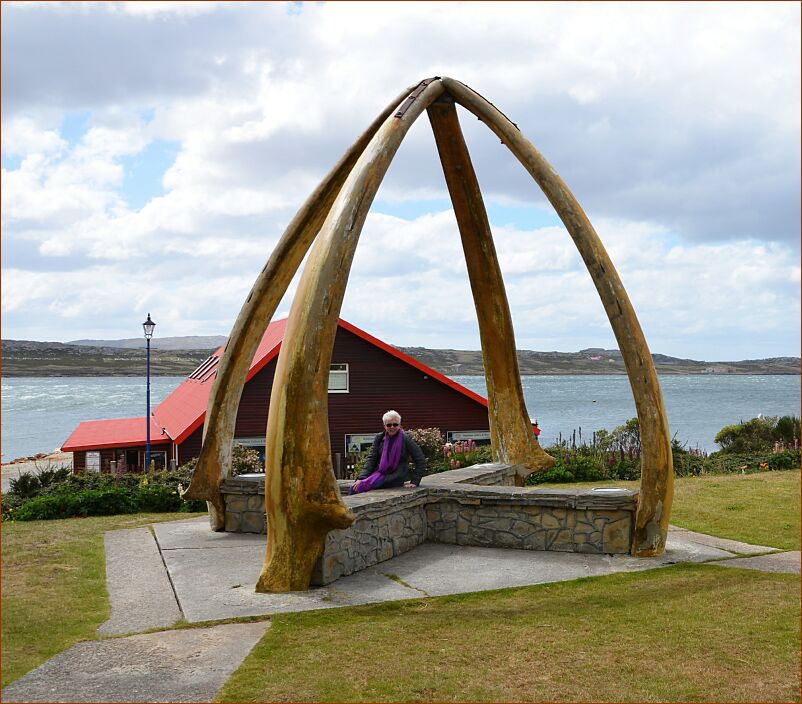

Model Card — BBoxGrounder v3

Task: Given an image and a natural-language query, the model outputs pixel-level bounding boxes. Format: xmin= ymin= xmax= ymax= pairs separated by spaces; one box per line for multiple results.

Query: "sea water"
xmin=2 ymin=377 xmax=184 ymax=463
xmin=455 ymin=374 xmax=801 ymax=451
xmin=2 ymin=374 xmax=799 ymax=462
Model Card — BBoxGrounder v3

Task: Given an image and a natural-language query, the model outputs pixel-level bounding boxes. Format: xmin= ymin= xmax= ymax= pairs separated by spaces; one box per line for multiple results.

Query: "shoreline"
xmin=3 ymin=370 xmax=800 ymax=379
xmin=1 ymin=451 xmax=73 ymax=492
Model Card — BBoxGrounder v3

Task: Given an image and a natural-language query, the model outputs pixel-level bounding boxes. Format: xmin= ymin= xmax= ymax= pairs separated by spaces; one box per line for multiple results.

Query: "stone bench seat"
xmin=220 ymin=463 xmax=639 ymax=585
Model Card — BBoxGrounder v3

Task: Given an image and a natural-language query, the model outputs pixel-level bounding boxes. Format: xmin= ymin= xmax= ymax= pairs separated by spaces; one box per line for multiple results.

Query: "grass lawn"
xmin=219 ymin=565 xmax=799 ymax=702
xmin=220 ymin=470 xmax=800 ymax=701
xmin=1 ymin=472 xmax=799 ymax=699
xmin=670 ymin=471 xmax=800 ymax=550
xmin=1 ymin=512 xmax=204 ymax=687
xmin=538 ymin=469 xmax=800 ymax=550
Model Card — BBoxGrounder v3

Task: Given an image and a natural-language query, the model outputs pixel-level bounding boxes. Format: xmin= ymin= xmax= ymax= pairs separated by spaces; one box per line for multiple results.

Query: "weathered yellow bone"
xmin=180 ymin=84 xmax=418 ymax=530
xmin=256 ymin=79 xmax=446 ymax=592
xmin=440 ymin=77 xmax=673 ymax=556
xmin=190 ymin=77 xmax=673 ymax=591
xmin=427 ymin=96 xmax=555 ymax=484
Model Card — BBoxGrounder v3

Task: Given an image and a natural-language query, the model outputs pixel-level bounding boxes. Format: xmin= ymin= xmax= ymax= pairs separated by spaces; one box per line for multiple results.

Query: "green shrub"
xmin=768 ymin=449 xmax=801 ymax=471
xmin=8 ymin=472 xmax=41 ymax=499
xmin=349 ymin=450 xmax=369 ymax=480
xmin=4 ymin=466 xmax=206 ymax=521
xmin=715 ymin=416 xmax=777 ymax=453
xmin=773 ymin=415 xmax=801 ymax=444
xmin=473 ymin=445 xmax=494 ymax=464
xmin=14 ymin=493 xmax=80 ymax=520
xmin=671 ymin=450 xmax=709 ymax=477
xmin=14 ymin=488 xmax=138 ymax=521
xmin=78 ymin=487 xmax=139 ymax=516
xmin=526 ymin=463 xmax=575 ymax=485
xmin=34 ymin=464 xmax=71 ymax=487
xmin=608 ymin=458 xmax=641 ymax=481
xmin=137 ymin=484 xmax=183 ymax=513
xmin=426 ymin=458 xmax=452 ymax=475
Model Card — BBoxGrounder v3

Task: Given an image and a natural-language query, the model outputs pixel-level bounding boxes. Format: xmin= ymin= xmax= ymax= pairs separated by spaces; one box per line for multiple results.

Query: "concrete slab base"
xmin=142 ymin=516 xmax=746 ymax=623
xmin=98 ymin=528 xmax=182 ymax=635
xmin=1 ymin=621 xmax=269 ymax=703
xmin=710 ymin=550 xmax=800 ymax=574
xmin=668 ymin=527 xmax=780 ymax=556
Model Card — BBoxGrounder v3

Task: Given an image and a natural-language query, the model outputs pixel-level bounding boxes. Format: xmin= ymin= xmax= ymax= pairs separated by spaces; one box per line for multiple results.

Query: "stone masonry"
xmin=220 ymin=463 xmax=638 ymax=586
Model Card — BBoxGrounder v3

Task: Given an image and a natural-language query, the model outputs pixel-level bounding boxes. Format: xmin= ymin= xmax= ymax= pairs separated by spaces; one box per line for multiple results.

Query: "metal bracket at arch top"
xmin=394 ymin=77 xmax=441 ymax=119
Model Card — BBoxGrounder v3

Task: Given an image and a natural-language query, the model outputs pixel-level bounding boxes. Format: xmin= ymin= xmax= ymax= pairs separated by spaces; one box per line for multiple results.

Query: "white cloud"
xmin=1 ymin=1 xmax=798 ymax=359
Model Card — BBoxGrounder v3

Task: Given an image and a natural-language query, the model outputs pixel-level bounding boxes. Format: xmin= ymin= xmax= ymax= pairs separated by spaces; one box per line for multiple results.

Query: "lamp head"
xmin=142 ymin=313 xmax=156 ymax=340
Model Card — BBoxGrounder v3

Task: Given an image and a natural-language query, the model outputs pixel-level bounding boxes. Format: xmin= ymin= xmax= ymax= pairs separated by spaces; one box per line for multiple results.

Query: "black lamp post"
xmin=143 ymin=313 xmax=156 ymax=471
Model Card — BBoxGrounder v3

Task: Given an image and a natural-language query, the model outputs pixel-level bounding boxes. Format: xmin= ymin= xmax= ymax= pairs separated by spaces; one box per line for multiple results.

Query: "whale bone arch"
xmin=182 ymin=77 xmax=673 ymax=593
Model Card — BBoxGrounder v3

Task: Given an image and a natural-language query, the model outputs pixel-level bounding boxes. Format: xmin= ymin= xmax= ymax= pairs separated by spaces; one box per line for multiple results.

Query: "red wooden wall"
xmin=181 ymin=326 xmax=489 ymax=466
xmin=79 ymin=326 xmax=490 ymax=472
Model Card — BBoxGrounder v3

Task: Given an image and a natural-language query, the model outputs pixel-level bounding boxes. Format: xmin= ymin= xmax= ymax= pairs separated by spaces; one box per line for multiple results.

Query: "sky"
xmin=2 ymin=1 xmax=800 ymax=361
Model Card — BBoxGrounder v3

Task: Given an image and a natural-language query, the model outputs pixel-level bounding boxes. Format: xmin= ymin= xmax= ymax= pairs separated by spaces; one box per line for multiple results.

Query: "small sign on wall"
xmin=446 ymin=430 xmax=491 ymax=445
xmin=344 ymin=433 xmax=377 ymax=453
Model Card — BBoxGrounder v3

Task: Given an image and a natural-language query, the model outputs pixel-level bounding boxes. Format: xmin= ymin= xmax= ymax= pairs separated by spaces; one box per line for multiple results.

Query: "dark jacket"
xmin=358 ymin=431 xmax=427 ymax=487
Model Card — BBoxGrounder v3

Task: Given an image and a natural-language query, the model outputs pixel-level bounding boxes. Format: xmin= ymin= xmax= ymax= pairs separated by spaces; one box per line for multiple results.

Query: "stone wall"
xmin=220 ymin=464 xmax=638 ymax=586
xmin=220 ymin=475 xmax=267 ymax=533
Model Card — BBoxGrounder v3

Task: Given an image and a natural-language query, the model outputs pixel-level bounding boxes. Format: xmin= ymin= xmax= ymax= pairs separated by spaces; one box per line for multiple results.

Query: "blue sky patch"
xmin=484 ymin=202 xmax=562 ymax=231
xmin=60 ymin=111 xmax=91 ymax=148
xmin=1 ymin=154 xmax=22 ymax=170
xmin=373 ymin=198 xmax=562 ymax=231
xmin=120 ymin=139 xmax=180 ymax=210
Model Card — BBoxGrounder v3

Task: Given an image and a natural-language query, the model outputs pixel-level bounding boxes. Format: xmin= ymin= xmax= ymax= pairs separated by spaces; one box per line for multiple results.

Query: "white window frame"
xmin=328 ymin=363 xmax=349 ymax=393
xmin=86 ymin=451 xmax=101 ymax=473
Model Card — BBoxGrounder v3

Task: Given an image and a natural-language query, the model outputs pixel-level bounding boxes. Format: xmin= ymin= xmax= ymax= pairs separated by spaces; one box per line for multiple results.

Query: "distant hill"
xmin=2 ymin=340 xmax=216 ymax=377
xmin=394 ymin=346 xmax=800 ymax=376
xmin=68 ymin=335 xmax=228 ymax=350
xmin=2 ymin=337 xmax=799 ymax=377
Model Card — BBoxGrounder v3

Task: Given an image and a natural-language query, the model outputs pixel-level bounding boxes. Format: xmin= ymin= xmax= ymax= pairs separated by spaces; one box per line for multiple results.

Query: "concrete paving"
xmin=668 ymin=527 xmax=781 ymax=556
xmin=98 ymin=528 xmax=183 ymax=635
xmin=710 ymin=550 xmax=800 ymax=574
xmin=139 ymin=516 xmax=773 ymax=624
xmin=1 ymin=622 xmax=269 ymax=703
xmin=3 ymin=515 xmax=790 ymax=703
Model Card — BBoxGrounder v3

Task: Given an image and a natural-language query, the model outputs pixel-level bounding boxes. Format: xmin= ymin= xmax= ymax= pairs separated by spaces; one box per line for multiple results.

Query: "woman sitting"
xmin=350 ymin=410 xmax=426 ymax=494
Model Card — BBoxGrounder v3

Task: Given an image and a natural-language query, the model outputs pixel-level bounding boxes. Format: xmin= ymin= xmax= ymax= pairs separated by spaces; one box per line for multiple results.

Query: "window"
xmin=86 ymin=451 xmax=100 ymax=473
xmin=328 ymin=363 xmax=349 ymax=393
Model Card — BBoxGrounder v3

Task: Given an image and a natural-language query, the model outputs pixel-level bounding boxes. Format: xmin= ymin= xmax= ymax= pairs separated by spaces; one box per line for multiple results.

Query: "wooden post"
xmin=441 ymin=77 xmax=673 ymax=556
xmin=427 ymin=96 xmax=554 ymax=483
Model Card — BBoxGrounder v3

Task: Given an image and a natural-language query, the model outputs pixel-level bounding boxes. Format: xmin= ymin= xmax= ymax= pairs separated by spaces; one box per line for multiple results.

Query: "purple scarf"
xmin=352 ymin=429 xmax=405 ymax=494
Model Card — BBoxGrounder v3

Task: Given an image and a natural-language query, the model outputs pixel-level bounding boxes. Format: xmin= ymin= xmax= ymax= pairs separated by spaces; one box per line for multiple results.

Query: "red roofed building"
xmin=63 ymin=318 xmax=491 ymax=476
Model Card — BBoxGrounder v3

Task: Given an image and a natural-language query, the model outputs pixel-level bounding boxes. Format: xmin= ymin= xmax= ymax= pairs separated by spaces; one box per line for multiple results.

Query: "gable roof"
xmin=61 ymin=417 xmax=170 ymax=453
xmin=63 ymin=318 xmax=488 ymax=451
xmin=153 ymin=317 xmax=288 ymax=443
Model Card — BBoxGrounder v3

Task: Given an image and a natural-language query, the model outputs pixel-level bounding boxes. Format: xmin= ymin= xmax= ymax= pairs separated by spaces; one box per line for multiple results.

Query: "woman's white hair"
xmin=382 ymin=410 xmax=401 ymax=425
